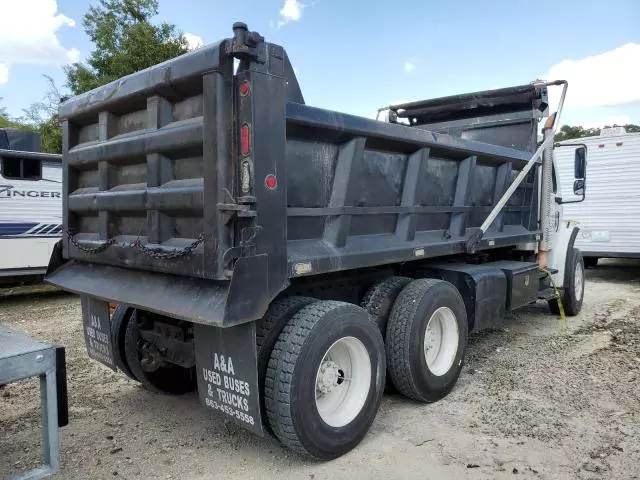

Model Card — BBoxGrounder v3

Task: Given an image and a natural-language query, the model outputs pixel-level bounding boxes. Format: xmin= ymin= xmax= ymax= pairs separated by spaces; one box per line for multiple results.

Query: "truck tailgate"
xmin=58 ymin=40 xmax=233 ymax=280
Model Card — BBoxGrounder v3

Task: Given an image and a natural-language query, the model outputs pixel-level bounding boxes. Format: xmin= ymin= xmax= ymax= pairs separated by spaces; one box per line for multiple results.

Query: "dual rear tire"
xmin=261 ymin=278 xmax=468 ymax=459
xmin=385 ymin=279 xmax=467 ymax=402
xmin=263 ymin=301 xmax=386 ymax=460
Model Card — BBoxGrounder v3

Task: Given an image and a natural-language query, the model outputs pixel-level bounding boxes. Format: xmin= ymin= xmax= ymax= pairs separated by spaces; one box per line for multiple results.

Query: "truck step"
xmin=538 ymin=288 xmax=557 ymax=300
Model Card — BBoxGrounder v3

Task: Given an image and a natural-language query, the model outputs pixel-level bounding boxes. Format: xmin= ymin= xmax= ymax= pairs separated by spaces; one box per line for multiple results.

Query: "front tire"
xmin=548 ymin=248 xmax=584 ymax=316
xmin=264 ymin=301 xmax=385 ymax=460
xmin=386 ymin=279 xmax=468 ymax=403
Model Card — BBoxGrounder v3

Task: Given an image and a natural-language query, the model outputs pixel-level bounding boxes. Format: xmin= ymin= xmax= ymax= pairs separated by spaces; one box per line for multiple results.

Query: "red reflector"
xmin=265 ymin=174 xmax=277 ymax=190
xmin=616 ymin=142 xmax=623 ymax=147
xmin=240 ymin=81 xmax=250 ymax=97
xmin=241 ymin=124 xmax=250 ymax=155
xmin=598 ymin=144 xmax=605 ymax=148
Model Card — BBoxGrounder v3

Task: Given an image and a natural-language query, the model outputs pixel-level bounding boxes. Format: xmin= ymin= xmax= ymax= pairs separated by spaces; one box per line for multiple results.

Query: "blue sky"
xmin=1 ymin=0 xmax=639 ymax=127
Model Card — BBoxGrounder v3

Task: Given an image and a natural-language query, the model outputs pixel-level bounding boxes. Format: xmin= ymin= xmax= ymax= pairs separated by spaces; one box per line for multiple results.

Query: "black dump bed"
xmin=47 ymin=24 xmax=544 ymax=327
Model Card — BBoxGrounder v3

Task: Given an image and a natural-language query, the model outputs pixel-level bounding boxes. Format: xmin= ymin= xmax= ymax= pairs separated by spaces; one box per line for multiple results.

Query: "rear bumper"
xmin=46 ymin=254 xmax=271 ymax=327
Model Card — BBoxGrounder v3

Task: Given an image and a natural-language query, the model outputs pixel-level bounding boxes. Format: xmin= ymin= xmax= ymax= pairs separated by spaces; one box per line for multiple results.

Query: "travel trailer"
xmin=0 ymin=129 xmax=62 ymax=284
xmin=556 ymin=127 xmax=640 ymax=265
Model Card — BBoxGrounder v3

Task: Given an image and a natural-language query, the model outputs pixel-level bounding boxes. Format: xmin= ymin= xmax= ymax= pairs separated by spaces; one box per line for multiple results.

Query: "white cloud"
xmin=0 ymin=63 xmax=8 ymax=85
xmin=545 ymin=43 xmax=640 ymax=111
xmin=184 ymin=33 xmax=204 ymax=51
xmin=580 ymin=115 xmax=633 ymax=129
xmin=278 ymin=0 xmax=304 ymax=27
xmin=0 ymin=0 xmax=78 ymax=83
xmin=404 ymin=61 xmax=415 ymax=73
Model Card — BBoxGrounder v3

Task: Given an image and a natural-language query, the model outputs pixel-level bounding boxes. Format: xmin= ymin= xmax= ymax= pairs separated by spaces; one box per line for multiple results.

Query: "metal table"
xmin=0 ymin=325 xmax=68 ymax=480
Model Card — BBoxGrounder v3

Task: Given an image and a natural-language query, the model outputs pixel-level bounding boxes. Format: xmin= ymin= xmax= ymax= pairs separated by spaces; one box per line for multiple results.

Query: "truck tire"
xmin=124 ymin=310 xmax=196 ymax=395
xmin=361 ymin=276 xmax=412 ymax=336
xmin=386 ymin=279 xmax=467 ymax=403
xmin=548 ymin=248 xmax=584 ymax=316
xmin=361 ymin=276 xmax=412 ymax=392
xmin=256 ymin=296 xmax=315 ymax=433
xmin=264 ymin=301 xmax=385 ymax=459
xmin=109 ymin=304 xmax=137 ymax=382
xmin=584 ymin=256 xmax=598 ymax=269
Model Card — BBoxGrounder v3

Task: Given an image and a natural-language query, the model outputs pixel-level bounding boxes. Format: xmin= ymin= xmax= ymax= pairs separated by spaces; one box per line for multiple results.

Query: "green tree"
xmin=65 ymin=0 xmax=189 ymax=95
xmin=555 ymin=125 xmax=600 ymax=141
xmin=20 ymin=76 xmax=63 ymax=153
xmin=0 ymin=97 xmax=35 ymax=132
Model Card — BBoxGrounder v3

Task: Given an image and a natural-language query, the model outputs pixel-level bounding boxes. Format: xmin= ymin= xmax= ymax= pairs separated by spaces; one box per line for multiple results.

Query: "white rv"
xmin=0 ymin=129 xmax=62 ymax=284
xmin=556 ymin=127 xmax=640 ymax=266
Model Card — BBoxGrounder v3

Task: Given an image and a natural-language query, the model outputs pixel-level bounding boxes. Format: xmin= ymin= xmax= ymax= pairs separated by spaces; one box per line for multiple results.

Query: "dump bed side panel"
xmin=59 ymin=41 xmax=233 ymax=279
xmin=284 ymin=105 xmax=540 ymax=277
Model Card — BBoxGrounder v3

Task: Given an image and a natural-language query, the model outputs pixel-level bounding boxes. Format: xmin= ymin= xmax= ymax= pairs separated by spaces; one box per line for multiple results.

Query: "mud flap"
xmin=80 ymin=296 xmax=116 ymax=370
xmin=194 ymin=323 xmax=264 ymax=436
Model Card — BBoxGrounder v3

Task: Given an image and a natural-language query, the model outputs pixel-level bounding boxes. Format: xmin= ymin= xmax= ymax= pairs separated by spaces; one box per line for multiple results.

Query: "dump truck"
xmin=46 ymin=23 xmax=588 ymax=459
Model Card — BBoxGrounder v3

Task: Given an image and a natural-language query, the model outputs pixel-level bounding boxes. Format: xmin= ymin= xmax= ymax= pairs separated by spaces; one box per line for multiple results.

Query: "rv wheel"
xmin=264 ymin=301 xmax=385 ymax=459
xmin=386 ymin=279 xmax=468 ymax=403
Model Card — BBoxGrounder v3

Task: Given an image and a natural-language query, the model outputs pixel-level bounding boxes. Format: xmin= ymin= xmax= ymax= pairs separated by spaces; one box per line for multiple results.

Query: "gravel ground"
xmin=1 ymin=260 xmax=639 ymax=480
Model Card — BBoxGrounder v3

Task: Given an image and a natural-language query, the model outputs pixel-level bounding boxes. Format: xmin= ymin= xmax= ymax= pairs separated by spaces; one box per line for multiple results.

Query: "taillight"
xmin=241 ymin=123 xmax=251 ymax=156
xmin=265 ymin=174 xmax=278 ymax=190
xmin=240 ymin=81 xmax=250 ymax=97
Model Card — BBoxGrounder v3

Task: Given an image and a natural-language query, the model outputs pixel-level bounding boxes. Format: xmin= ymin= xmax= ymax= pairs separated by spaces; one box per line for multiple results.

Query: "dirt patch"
xmin=1 ymin=264 xmax=640 ymax=479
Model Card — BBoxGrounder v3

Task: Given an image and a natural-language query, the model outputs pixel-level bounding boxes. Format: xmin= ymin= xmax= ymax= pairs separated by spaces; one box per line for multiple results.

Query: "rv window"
xmin=1 ymin=157 xmax=42 ymax=180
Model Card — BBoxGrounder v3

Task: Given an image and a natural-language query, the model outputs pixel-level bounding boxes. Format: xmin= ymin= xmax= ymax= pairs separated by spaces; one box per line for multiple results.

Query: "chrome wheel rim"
xmin=575 ymin=261 xmax=584 ymax=301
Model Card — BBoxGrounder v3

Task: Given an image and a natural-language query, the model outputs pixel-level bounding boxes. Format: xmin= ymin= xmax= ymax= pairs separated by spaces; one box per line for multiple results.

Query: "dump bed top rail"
xmin=287 ymin=103 xmax=534 ymax=168
xmin=58 ymin=40 xmax=228 ymax=121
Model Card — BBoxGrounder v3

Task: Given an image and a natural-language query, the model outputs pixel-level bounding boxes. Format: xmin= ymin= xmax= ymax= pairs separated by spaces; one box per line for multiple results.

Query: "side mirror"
xmin=573 ymin=179 xmax=585 ymax=196
xmin=574 ymin=146 xmax=586 ymax=179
